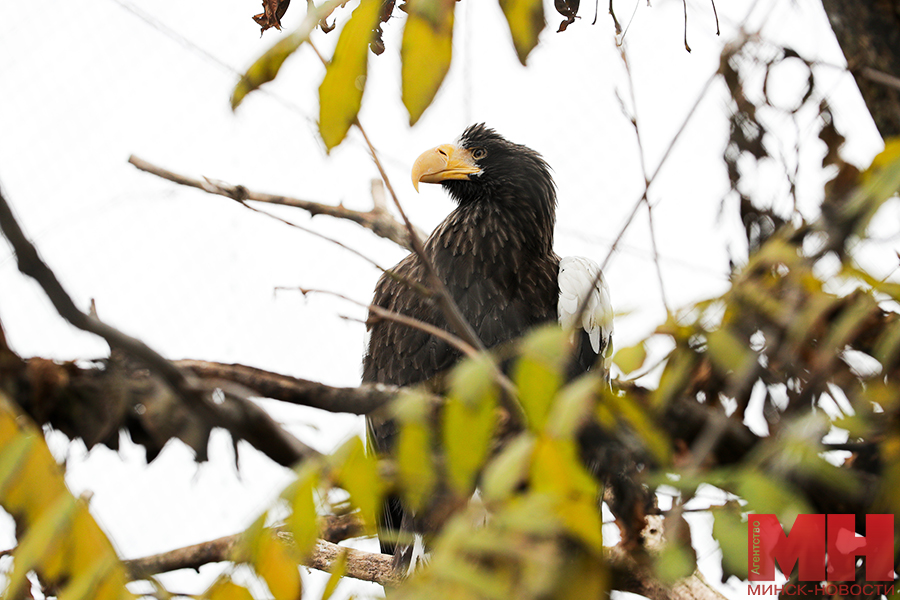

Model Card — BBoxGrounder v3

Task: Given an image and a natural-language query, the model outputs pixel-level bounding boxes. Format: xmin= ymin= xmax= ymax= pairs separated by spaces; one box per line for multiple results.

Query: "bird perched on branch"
xmin=362 ymin=123 xmax=613 ymax=569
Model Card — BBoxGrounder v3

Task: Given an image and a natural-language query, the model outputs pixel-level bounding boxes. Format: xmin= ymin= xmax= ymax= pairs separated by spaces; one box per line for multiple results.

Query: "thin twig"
xmin=290 ymin=287 xmax=479 ymax=359
xmin=710 ymin=0 xmax=720 ymax=36
xmin=601 ymin=69 xmax=719 ymax=273
xmin=861 ymin=67 xmax=900 ymax=93
xmin=682 ymin=0 xmax=692 ymax=53
xmin=608 ymin=0 xmax=622 ymax=33
xmin=128 ymin=155 xmax=421 ymax=249
xmin=622 ymin=50 xmax=671 ymax=314
xmin=130 ymin=155 xmax=432 ymax=297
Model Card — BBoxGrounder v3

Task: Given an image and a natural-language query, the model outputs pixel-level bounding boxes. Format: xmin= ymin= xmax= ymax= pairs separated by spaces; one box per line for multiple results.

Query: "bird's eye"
xmin=472 ymin=148 xmax=487 ymax=160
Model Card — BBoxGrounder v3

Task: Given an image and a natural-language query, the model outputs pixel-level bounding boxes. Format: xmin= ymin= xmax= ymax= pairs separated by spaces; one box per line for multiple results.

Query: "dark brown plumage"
xmin=362 ymin=124 xmax=613 ymax=567
xmin=363 ymin=124 xmax=561 ymax=387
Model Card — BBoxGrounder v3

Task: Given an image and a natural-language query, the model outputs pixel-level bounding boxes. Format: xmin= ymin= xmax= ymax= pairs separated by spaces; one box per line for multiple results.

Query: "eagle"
xmin=362 ymin=124 xmax=614 ymax=568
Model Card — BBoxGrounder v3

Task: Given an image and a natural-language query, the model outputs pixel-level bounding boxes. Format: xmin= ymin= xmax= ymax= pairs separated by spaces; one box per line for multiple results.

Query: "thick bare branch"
xmin=0 ymin=186 xmax=317 ymax=468
xmin=128 ymin=155 xmax=421 ymax=249
xmin=124 ymin=522 xmax=724 ymax=600
xmin=125 ymin=514 xmax=366 ymax=581
xmin=177 ymin=359 xmax=409 ymax=415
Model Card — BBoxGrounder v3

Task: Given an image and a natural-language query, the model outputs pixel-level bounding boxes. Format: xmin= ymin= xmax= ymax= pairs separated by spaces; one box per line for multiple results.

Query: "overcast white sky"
xmin=0 ymin=0 xmax=888 ymax=598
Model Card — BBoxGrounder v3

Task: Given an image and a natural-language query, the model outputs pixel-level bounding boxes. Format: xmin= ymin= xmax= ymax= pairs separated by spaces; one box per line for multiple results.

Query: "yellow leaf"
xmin=397 ymin=419 xmax=436 ymax=511
xmin=545 ymin=376 xmax=598 ymax=439
xmin=401 ymin=0 xmax=455 ymax=125
xmin=287 ymin=464 xmax=320 ymax=558
xmin=861 ymin=137 xmax=900 ymax=183
xmin=613 ymin=342 xmax=647 ymax=375
xmin=651 ymin=348 xmax=696 ymax=409
xmin=318 ymin=0 xmax=383 ymax=150
xmin=232 ymin=0 xmax=345 ymax=109
xmin=444 ymin=358 xmax=498 ymax=493
xmin=481 ymin=433 xmax=535 ymax=502
xmin=0 ymin=395 xmax=136 ymax=599
xmin=8 ymin=494 xmax=77 ymax=597
xmin=706 ymin=327 xmax=754 ymax=378
xmin=254 ymin=532 xmax=301 ymax=600
xmin=655 ymin=541 xmax=696 ymax=583
xmin=600 ymin=390 xmax=671 ymax=465
xmin=498 ymin=0 xmax=544 ymax=65
xmin=529 ymin=436 xmax=603 ymax=552
xmin=334 ymin=436 xmax=383 ymax=533
xmin=514 ymin=326 xmax=566 ymax=431
xmin=205 ymin=578 xmax=256 ymax=600
xmin=56 ymin=554 xmax=117 ymax=600
xmin=321 ymin=549 xmax=348 ymax=600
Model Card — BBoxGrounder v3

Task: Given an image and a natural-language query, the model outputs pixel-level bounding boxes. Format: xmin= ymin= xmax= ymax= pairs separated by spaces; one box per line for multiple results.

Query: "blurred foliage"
xmin=4 ymin=6 xmax=900 ymax=600
xmin=219 ymin=32 xmax=900 ymax=599
xmin=0 ymin=392 xmax=136 ymax=600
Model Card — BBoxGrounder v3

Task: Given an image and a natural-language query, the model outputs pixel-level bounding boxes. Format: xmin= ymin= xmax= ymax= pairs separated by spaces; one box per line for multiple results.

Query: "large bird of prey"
xmin=362 ymin=124 xmax=613 ymax=568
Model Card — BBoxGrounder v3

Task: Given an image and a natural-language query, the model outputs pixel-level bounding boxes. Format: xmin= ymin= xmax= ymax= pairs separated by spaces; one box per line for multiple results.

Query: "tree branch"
xmin=124 ymin=514 xmax=367 ymax=581
xmin=176 ymin=359 xmax=412 ymax=415
xmin=124 ymin=522 xmax=725 ymax=600
xmin=0 ymin=186 xmax=317 ymax=468
xmin=128 ymin=155 xmax=422 ymax=249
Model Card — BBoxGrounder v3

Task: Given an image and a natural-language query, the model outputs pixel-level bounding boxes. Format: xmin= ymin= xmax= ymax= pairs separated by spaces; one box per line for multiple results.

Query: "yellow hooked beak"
xmin=411 ymin=144 xmax=482 ymax=192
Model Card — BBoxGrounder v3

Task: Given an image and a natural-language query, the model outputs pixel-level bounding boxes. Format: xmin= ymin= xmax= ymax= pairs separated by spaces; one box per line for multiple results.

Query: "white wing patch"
xmin=558 ymin=256 xmax=614 ymax=364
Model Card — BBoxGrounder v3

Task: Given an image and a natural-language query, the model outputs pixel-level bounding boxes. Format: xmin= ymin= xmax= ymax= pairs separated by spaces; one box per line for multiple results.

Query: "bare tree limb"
xmin=124 ymin=514 xmax=367 ymax=581
xmin=124 ymin=523 xmax=725 ymax=600
xmin=128 ymin=155 xmax=422 ymax=249
xmin=176 ymin=359 xmax=413 ymax=415
xmin=0 ymin=185 xmax=317 ymax=468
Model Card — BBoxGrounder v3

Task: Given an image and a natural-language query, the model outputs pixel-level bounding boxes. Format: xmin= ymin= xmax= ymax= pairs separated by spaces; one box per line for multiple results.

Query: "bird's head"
xmin=411 ymin=124 xmax=556 ymax=212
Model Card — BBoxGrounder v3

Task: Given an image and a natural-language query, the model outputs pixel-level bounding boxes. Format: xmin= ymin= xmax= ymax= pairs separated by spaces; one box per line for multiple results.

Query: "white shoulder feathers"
xmin=558 ymin=256 xmax=614 ymax=364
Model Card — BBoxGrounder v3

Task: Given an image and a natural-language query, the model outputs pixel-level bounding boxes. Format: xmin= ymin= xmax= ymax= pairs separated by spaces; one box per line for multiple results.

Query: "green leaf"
xmin=334 ymin=436 xmax=383 ymax=533
xmin=391 ymin=388 xmax=436 ymax=510
xmin=497 ymin=0 xmax=544 ymax=65
xmin=601 ymin=390 xmax=671 ymax=465
xmin=481 ymin=433 xmax=535 ymax=502
xmin=514 ymin=327 xmax=567 ymax=430
xmin=232 ymin=0 xmax=345 ymax=109
xmin=401 ymin=0 xmax=455 ymax=125
xmin=613 ymin=342 xmax=647 ymax=375
xmin=733 ymin=470 xmax=811 ymax=524
xmin=443 ymin=364 xmax=497 ymax=493
xmin=651 ymin=348 xmax=696 ymax=409
xmin=712 ymin=503 xmax=748 ymax=580
xmin=706 ymin=327 xmax=754 ymax=377
xmin=545 ymin=376 xmax=599 ymax=439
xmin=318 ymin=0 xmax=383 ymax=150
xmin=655 ymin=539 xmax=696 ymax=583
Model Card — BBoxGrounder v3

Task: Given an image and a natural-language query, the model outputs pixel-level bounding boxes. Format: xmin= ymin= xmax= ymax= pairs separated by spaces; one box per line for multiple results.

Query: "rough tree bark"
xmin=821 ymin=0 xmax=900 ymax=138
